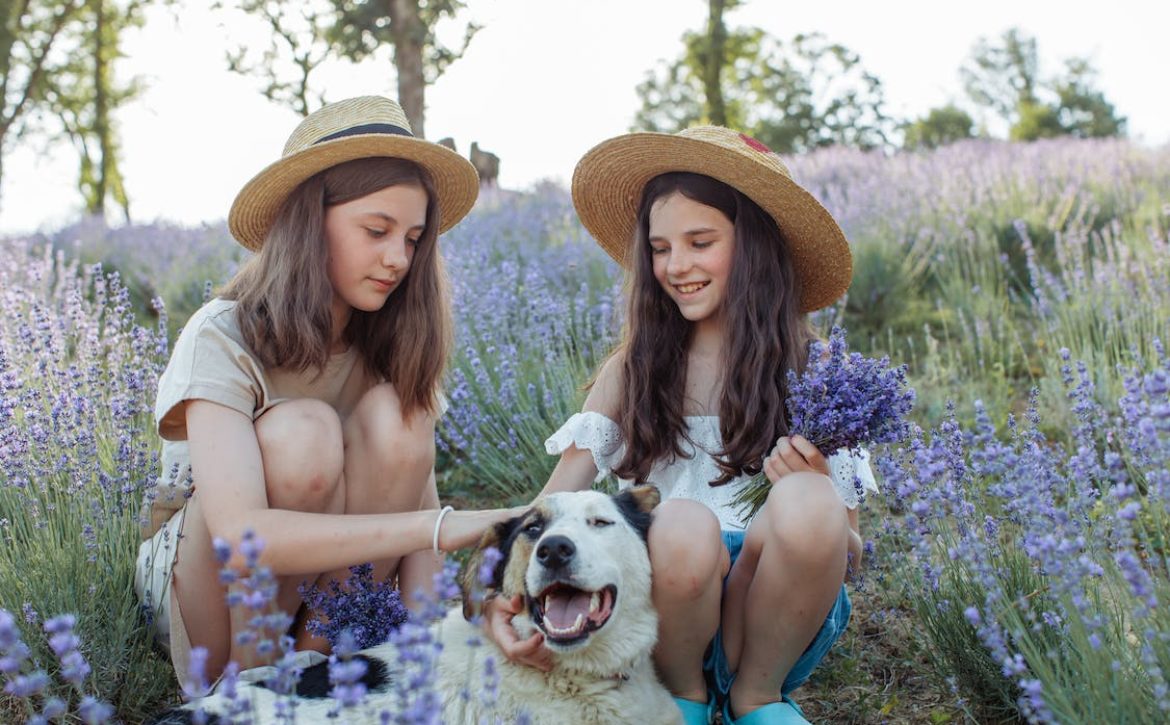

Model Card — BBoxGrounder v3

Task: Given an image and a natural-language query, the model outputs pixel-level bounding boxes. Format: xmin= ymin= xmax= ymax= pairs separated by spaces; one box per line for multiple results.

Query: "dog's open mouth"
xmin=530 ymin=584 xmax=617 ymax=644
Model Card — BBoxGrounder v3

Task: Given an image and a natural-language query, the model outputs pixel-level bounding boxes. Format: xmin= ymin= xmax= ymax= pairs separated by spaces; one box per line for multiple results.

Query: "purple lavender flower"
xmin=183 ymin=646 xmax=210 ymax=700
xmin=479 ymin=546 xmax=503 ymax=587
xmin=299 ymin=562 xmax=409 ymax=650
xmin=44 ymin=614 xmax=91 ymax=687
xmin=785 ymin=326 xmax=915 ymax=454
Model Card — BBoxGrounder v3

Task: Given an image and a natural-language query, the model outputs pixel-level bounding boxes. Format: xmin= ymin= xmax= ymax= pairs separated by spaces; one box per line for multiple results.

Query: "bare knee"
xmin=255 ymin=399 xmax=344 ymax=511
xmin=348 ymin=383 xmax=436 ymax=475
xmin=650 ymin=499 xmax=727 ymax=601
xmin=760 ymin=472 xmax=849 ymax=566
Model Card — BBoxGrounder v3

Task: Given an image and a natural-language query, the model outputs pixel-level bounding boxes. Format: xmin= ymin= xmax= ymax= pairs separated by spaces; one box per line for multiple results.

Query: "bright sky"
xmin=2 ymin=0 xmax=1167 ymax=235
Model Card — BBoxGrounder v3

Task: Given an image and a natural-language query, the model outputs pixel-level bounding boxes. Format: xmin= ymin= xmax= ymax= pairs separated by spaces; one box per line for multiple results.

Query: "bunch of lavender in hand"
xmin=736 ymin=326 xmax=915 ymax=519
xmin=299 ymin=563 xmax=409 ymax=650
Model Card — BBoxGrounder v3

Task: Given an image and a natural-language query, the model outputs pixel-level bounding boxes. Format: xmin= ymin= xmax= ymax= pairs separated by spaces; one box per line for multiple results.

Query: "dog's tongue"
xmin=544 ymin=590 xmax=592 ymax=630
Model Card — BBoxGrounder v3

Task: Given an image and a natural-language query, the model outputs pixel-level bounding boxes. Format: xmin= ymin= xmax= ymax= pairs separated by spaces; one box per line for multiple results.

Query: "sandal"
xmin=673 ymin=694 xmax=716 ymax=725
xmin=721 ymin=697 xmax=809 ymax=725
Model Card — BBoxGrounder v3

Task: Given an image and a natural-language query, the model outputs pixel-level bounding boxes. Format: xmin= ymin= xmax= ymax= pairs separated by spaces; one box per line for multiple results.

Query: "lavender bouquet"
xmin=299 ymin=563 xmax=409 ymax=650
xmin=735 ymin=326 xmax=915 ymax=520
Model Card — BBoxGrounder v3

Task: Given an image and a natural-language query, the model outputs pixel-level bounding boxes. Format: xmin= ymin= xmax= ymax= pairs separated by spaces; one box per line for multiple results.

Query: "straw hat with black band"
xmin=571 ymin=126 xmax=853 ymax=313
xmin=229 ymin=95 xmax=479 ymax=251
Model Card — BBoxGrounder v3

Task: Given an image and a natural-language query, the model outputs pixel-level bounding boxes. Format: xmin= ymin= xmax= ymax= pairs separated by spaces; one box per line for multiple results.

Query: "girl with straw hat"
xmin=483 ymin=127 xmax=877 ymax=725
xmin=135 ymin=95 xmax=523 ymax=688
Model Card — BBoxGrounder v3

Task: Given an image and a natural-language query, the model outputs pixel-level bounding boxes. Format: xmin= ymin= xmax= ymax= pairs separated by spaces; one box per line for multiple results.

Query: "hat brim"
xmin=229 ymin=134 xmax=480 ymax=251
xmin=571 ymin=132 xmax=852 ymax=312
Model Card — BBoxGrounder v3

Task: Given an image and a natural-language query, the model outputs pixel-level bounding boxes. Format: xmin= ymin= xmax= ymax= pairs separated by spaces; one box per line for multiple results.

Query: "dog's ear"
xmin=613 ymin=485 xmax=660 ymax=542
xmin=460 ymin=513 xmax=525 ymax=620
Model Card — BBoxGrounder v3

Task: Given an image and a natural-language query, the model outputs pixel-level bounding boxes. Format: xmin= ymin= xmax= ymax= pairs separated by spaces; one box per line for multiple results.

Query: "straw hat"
xmin=571 ymin=126 xmax=852 ymax=312
xmin=229 ymin=96 xmax=479 ymax=251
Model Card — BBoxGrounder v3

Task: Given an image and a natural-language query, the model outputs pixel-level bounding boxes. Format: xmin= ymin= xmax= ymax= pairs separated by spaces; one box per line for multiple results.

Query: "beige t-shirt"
xmin=144 ymin=298 xmax=378 ymax=539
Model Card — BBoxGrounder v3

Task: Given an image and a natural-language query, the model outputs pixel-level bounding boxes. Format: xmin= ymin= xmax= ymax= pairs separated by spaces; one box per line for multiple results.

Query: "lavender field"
xmin=2 ymin=137 xmax=1169 ymax=723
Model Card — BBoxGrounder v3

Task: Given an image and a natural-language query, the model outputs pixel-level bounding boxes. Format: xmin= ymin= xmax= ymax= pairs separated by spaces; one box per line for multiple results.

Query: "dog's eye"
xmin=588 ymin=517 xmax=614 ymax=528
xmin=524 ymin=521 xmax=544 ymax=536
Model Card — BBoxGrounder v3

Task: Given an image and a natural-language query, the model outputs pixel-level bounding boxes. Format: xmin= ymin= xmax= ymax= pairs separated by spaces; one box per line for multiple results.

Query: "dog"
xmin=149 ymin=486 xmax=681 ymax=724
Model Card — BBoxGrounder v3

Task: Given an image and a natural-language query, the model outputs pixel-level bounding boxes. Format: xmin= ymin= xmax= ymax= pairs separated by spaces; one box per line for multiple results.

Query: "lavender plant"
xmin=735 ymin=326 xmax=915 ymax=518
xmin=298 ymin=562 xmax=409 ymax=650
xmin=0 ymin=608 xmax=118 ymax=723
xmin=880 ymin=344 xmax=1170 ymax=722
xmin=438 ymin=184 xmax=623 ymax=502
xmin=34 ymin=217 xmax=248 ymax=341
xmin=0 ymin=239 xmax=174 ymax=719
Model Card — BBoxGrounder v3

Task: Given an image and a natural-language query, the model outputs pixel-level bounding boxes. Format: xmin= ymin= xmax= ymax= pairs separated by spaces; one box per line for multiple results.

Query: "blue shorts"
xmin=702 ymin=530 xmax=851 ymax=702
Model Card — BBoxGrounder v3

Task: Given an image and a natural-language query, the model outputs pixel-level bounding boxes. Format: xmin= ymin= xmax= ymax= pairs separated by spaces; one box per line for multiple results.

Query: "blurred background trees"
xmin=1 ymin=0 xmax=147 ymax=219
xmin=0 ymin=0 xmax=1133 ymax=220
xmin=913 ymin=26 xmax=1126 ymax=145
xmin=632 ymin=0 xmax=892 ymax=153
xmin=223 ymin=0 xmax=479 ymax=137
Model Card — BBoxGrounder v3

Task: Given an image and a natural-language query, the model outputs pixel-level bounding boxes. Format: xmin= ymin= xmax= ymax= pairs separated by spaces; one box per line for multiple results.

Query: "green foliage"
xmin=961 ymin=27 xmax=1126 ymax=143
xmin=221 ymin=0 xmax=478 ymax=135
xmin=1051 ymin=58 xmax=1127 ymax=139
xmin=902 ymin=105 xmax=976 ymax=151
xmin=634 ymin=26 xmax=891 ymax=153
xmin=0 ymin=0 xmax=85 ymax=208
xmin=45 ymin=0 xmax=148 ymax=220
xmin=0 ymin=0 xmax=149 ymax=218
xmin=1011 ymin=100 xmax=1065 ymax=141
xmin=960 ymin=28 xmax=1041 ymax=119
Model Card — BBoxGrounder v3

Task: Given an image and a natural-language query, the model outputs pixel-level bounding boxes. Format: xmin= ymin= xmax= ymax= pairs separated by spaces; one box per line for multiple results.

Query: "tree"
xmin=960 ymin=28 xmax=1125 ymax=142
xmin=902 ymin=105 xmax=976 ymax=150
xmin=960 ymin=28 xmax=1040 ymax=121
xmin=1 ymin=0 xmax=144 ymax=217
xmin=698 ymin=0 xmax=742 ymax=127
xmin=44 ymin=0 xmax=145 ymax=220
xmin=1051 ymin=57 xmax=1126 ymax=139
xmin=225 ymin=0 xmax=480 ymax=137
xmin=0 ymin=0 xmax=87 ymax=210
xmin=634 ymin=20 xmax=890 ymax=154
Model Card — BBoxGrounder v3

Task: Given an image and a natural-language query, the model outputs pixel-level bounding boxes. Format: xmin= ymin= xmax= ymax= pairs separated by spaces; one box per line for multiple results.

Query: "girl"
xmin=485 ymin=127 xmax=876 ymax=725
xmin=135 ymin=96 xmax=521 ymax=689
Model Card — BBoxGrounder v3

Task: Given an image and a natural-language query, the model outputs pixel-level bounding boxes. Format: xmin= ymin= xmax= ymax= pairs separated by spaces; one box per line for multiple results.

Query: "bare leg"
xmin=649 ymin=499 xmax=729 ymax=703
xmin=298 ymin=382 xmax=440 ymax=642
xmin=172 ymin=399 xmax=346 ymax=678
xmin=721 ymin=472 xmax=849 ymax=719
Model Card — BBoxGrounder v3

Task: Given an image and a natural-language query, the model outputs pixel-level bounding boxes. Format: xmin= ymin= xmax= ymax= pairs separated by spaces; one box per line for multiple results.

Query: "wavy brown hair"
xmin=220 ymin=157 xmax=451 ymax=417
xmin=610 ymin=172 xmax=816 ymax=486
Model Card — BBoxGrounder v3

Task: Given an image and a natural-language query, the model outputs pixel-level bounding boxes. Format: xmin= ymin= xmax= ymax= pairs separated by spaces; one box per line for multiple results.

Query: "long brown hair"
xmin=220 ymin=157 xmax=451 ymax=417
xmin=611 ymin=172 xmax=816 ymax=486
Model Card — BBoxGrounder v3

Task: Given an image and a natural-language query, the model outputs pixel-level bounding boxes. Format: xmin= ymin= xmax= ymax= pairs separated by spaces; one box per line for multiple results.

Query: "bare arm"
xmin=186 ymin=399 xmax=515 ymax=574
xmin=537 ymin=352 xmax=624 ymax=497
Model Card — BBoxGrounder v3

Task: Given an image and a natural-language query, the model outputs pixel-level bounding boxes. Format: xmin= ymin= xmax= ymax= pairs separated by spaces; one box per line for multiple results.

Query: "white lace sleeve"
xmin=827 ymin=449 xmax=878 ymax=509
xmin=545 ymin=412 xmax=624 ymax=483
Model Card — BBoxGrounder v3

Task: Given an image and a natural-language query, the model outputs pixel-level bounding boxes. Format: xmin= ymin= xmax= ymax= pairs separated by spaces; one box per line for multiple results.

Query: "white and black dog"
xmin=150 ymin=486 xmax=681 ymax=724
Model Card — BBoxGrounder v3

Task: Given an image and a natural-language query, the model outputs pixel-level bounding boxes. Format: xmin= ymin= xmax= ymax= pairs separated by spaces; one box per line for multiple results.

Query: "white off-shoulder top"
xmin=545 ymin=411 xmax=877 ymax=531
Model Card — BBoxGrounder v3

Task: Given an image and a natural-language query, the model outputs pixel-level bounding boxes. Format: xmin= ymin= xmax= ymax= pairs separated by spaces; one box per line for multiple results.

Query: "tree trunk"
xmin=389 ymin=0 xmax=425 ymax=138
xmin=91 ymin=0 xmax=107 ymax=215
xmin=704 ymin=0 xmax=727 ymax=127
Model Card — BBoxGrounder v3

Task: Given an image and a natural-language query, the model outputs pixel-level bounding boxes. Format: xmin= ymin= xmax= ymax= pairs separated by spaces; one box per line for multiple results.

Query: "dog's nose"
xmin=536 ymin=535 xmax=576 ymax=569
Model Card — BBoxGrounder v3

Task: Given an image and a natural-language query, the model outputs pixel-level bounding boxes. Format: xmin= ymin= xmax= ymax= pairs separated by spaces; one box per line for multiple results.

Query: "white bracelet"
xmin=432 ymin=505 xmax=454 ymax=554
